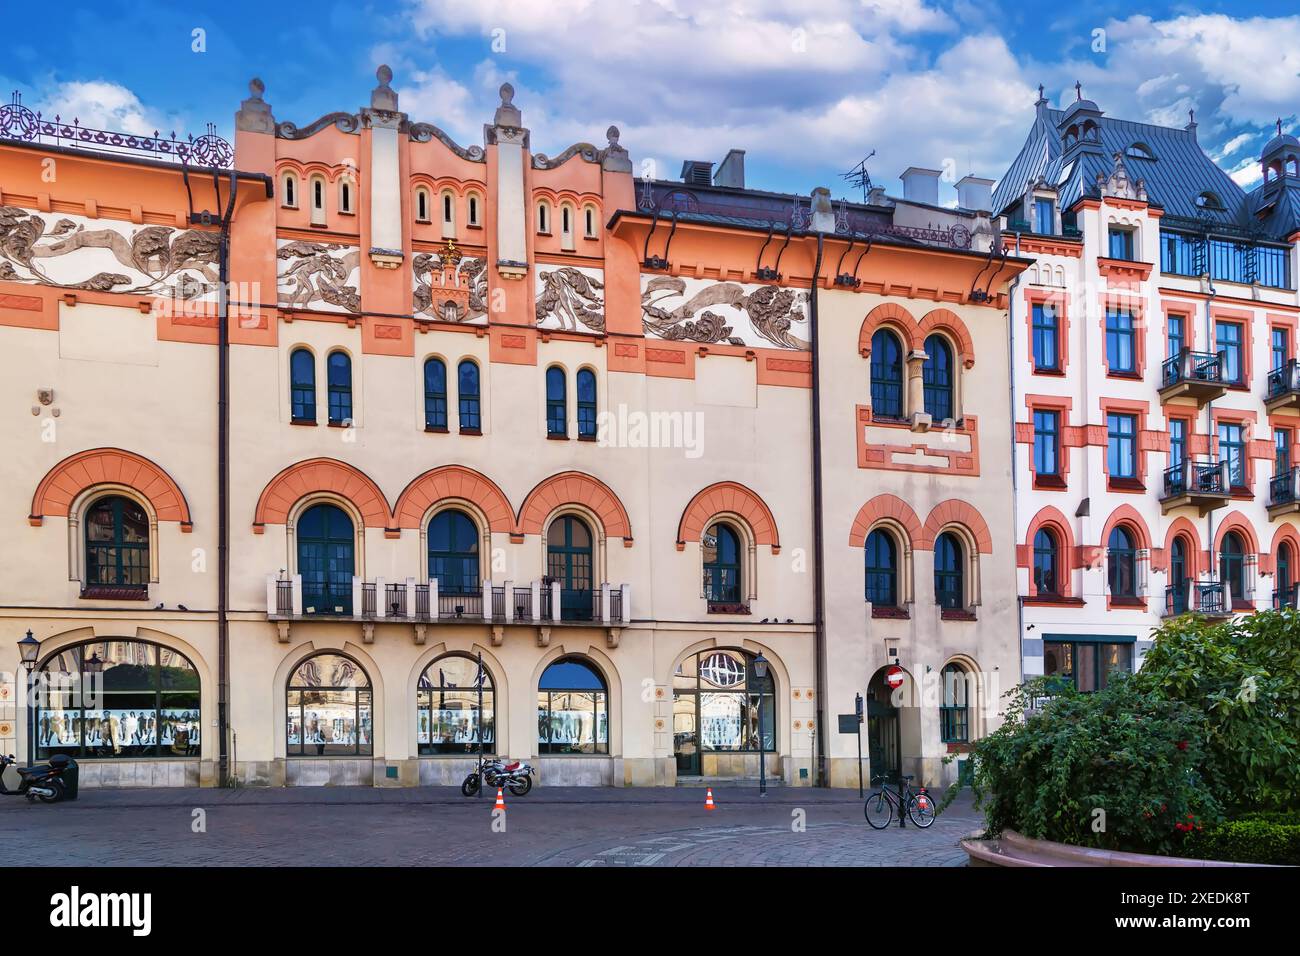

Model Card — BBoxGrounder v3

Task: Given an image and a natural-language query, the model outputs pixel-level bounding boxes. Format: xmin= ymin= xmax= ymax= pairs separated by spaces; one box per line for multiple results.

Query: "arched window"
xmin=703 ymin=523 xmax=742 ymax=606
xmin=870 ymin=329 xmax=904 ymax=420
xmin=1108 ymin=526 xmax=1137 ymax=598
xmin=290 ymin=348 xmax=316 ymax=422
xmin=424 ymin=357 xmax=447 ymax=430
xmin=418 ymin=654 xmax=493 ymax=755
xmin=547 ymin=516 xmax=593 ymax=621
xmin=537 ymin=200 xmax=550 ymax=234
xmin=576 ymin=368 xmax=597 ymax=439
xmin=467 ymin=193 xmax=481 ymax=227
xmin=546 ymin=366 xmax=567 ymax=436
xmin=1220 ymin=531 xmax=1246 ymax=602
xmin=1033 ymin=528 xmax=1059 ymax=596
xmin=673 ymin=649 xmax=774 ymax=774
xmin=282 ymin=171 xmax=298 ymax=208
xmin=934 ymin=531 xmax=963 ymax=609
xmin=297 ymin=503 xmax=355 ymax=615
xmin=84 ymin=496 xmax=149 ymax=592
xmin=415 ymin=188 xmax=430 ymax=223
xmin=286 ymin=652 xmax=371 ymax=756
xmin=35 ymin=639 xmax=200 ymax=759
xmin=457 ymin=360 xmax=481 ymax=432
xmin=560 ymin=203 xmax=575 ymax=250
xmin=1277 ymin=542 xmax=1293 ymax=603
xmin=339 ymin=178 xmax=353 ymax=214
xmin=309 ymin=174 xmax=326 ymax=225
xmin=327 ymin=351 xmax=352 ymax=425
xmin=1169 ymin=536 xmax=1190 ymax=614
xmin=441 ymin=190 xmax=455 ymax=237
xmin=584 ymin=204 xmax=597 ymax=238
xmin=864 ymin=529 xmax=898 ymax=607
xmin=537 ymin=657 xmax=608 ymax=754
xmin=428 ymin=510 xmax=479 ymax=596
xmin=922 ymin=334 xmax=954 ymax=422
xmin=939 ymin=663 xmax=970 ymax=743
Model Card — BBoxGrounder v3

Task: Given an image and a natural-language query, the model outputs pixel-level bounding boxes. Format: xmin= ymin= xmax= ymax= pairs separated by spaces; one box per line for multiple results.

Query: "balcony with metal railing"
xmin=1265 ymin=359 xmax=1300 ymax=413
xmin=1269 ymin=466 xmax=1300 ymax=517
xmin=1158 ymin=349 xmax=1227 ymax=406
xmin=1160 ymin=458 xmax=1230 ymax=515
xmin=1193 ymin=581 xmax=1233 ymax=619
xmin=1272 ymin=583 xmax=1299 ymax=610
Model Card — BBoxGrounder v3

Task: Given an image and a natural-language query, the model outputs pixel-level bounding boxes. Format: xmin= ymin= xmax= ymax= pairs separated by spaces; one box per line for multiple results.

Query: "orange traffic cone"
xmin=494 ymin=787 xmax=506 ymax=811
xmin=704 ymin=787 xmax=716 ymax=811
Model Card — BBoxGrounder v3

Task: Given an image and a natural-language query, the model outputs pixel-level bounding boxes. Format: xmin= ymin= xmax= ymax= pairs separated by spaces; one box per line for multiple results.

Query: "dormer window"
xmin=1108 ymin=226 xmax=1136 ymax=261
xmin=1125 ymin=142 xmax=1155 ymax=161
xmin=1195 ymin=191 xmax=1225 ymax=211
xmin=1034 ymin=198 xmax=1055 ymax=235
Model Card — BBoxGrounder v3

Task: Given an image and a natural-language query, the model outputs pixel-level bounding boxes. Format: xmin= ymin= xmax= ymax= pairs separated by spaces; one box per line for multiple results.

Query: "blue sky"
xmin=4 ymin=1 xmax=1299 ymax=204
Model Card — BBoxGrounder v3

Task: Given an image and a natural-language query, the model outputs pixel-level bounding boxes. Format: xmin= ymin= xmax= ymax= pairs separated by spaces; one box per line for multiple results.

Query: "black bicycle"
xmin=863 ymin=774 xmax=936 ymax=829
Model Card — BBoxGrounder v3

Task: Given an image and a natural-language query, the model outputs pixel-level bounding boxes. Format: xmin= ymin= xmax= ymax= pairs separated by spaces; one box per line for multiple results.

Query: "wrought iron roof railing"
xmin=0 ymin=90 xmax=233 ymax=168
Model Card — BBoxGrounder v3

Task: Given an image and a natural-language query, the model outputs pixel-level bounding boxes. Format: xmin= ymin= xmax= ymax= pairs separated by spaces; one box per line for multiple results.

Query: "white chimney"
xmin=713 ymin=149 xmax=746 ymax=188
xmin=900 ymin=167 xmax=941 ymax=206
xmin=956 ymin=175 xmax=994 ymax=212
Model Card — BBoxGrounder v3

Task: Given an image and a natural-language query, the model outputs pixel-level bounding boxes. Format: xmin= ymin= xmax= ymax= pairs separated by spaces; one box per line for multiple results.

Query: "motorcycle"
xmin=461 ymin=755 xmax=534 ymax=797
xmin=0 ymin=753 xmax=73 ymax=803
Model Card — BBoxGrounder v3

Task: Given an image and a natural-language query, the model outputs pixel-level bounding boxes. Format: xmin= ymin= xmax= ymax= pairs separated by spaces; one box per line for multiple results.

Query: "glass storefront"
xmin=673 ymin=649 xmax=775 ymax=775
xmin=537 ymin=658 xmax=608 ymax=754
xmin=417 ymin=654 xmax=494 ymax=754
xmin=1042 ymin=638 xmax=1133 ymax=692
xmin=286 ymin=653 xmax=372 ymax=756
xmin=36 ymin=639 xmax=201 ymax=759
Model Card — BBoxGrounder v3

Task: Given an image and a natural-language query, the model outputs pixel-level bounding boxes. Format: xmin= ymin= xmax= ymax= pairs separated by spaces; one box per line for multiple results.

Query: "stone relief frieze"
xmin=535 ymin=265 xmax=605 ymax=334
xmin=276 ymin=239 xmax=361 ymax=313
xmin=641 ymin=275 xmax=809 ymax=350
xmin=413 ymin=245 xmax=487 ymax=323
xmin=0 ymin=206 xmax=220 ymax=298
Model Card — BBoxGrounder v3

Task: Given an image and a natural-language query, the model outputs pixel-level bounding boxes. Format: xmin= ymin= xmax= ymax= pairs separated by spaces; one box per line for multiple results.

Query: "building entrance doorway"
xmin=866 ymin=667 xmax=901 ymax=782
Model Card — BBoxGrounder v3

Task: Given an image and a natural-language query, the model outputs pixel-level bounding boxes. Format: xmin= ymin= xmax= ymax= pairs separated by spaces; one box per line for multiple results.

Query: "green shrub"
xmin=966 ymin=675 xmax=1221 ymax=855
xmin=1186 ymin=818 xmax=1300 ymax=866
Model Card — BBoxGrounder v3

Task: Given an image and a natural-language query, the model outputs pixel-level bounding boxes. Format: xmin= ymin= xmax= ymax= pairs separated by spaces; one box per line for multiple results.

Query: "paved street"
xmin=0 ymin=786 xmax=980 ymax=866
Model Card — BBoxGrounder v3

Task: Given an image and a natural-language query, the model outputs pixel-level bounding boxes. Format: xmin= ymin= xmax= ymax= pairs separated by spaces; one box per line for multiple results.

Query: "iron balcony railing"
xmin=1267 ymin=359 xmax=1300 ymax=401
xmin=513 ymin=587 xmax=533 ymax=622
xmin=1270 ymin=467 xmax=1300 ymax=507
xmin=1162 ymin=458 xmax=1229 ymax=500
xmin=438 ymin=592 xmax=482 ymax=620
xmin=1165 ymin=581 xmax=1191 ymax=616
xmin=609 ymin=588 xmax=623 ymax=623
xmin=1196 ymin=581 xmax=1228 ymax=615
xmin=1273 ymin=584 xmax=1299 ymax=610
xmin=414 ymin=583 xmax=431 ymax=619
xmin=1161 ymin=349 xmax=1224 ymax=390
xmin=275 ymin=579 xmax=293 ymax=617
xmin=491 ymin=586 xmax=506 ymax=622
xmin=361 ymin=582 xmax=377 ymax=618
xmin=385 ymin=583 xmax=407 ymax=618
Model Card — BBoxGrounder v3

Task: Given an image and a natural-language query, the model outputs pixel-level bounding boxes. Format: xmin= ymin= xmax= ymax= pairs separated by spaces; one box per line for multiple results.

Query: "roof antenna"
xmin=841 ymin=150 xmax=875 ymax=203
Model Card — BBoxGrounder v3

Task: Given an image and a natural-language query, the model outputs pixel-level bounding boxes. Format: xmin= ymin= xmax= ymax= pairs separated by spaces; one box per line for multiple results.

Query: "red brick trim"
xmin=1211 ymin=306 xmax=1254 ymax=389
xmin=848 ymin=494 xmax=923 ymax=550
xmin=517 ymin=471 xmax=633 ymax=545
xmin=1024 ymin=287 xmax=1069 ymax=375
xmin=921 ymin=499 xmax=992 ymax=554
xmin=1098 ymin=292 xmax=1147 ymax=379
xmin=1020 ymin=506 xmax=1077 ymax=598
xmin=1158 ymin=517 xmax=1203 ymax=578
xmin=253 ymin=458 xmax=391 ymax=532
xmin=393 ymin=465 xmax=514 ymax=533
xmin=1160 ymin=299 xmax=1199 ymax=354
xmin=677 ymin=481 xmax=780 ymax=552
xmin=1212 ymin=510 xmax=1260 ymax=563
xmin=30 ymin=447 xmax=192 ymax=531
xmin=917 ymin=308 xmax=976 ymax=370
xmin=1269 ymin=523 xmax=1300 ymax=580
xmin=1099 ymin=504 xmax=1152 ymax=552
xmin=858 ymin=302 xmax=919 ymax=355
xmin=856 ymin=407 xmax=981 ymax=477
xmin=1099 ymin=397 xmax=1159 ymax=488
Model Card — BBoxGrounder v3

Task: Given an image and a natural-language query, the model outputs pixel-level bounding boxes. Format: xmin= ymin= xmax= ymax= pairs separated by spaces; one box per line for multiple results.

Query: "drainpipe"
xmin=216 ymin=170 xmax=238 ymax=787
xmin=1203 ymin=265 xmax=1218 ymax=605
xmin=808 ymin=231 xmax=827 ymax=787
xmin=1008 ymin=233 xmax=1025 ymax=683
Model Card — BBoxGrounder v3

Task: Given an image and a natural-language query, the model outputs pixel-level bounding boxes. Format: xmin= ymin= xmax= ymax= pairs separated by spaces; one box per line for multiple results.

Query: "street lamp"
xmin=16 ymin=630 xmax=40 ymax=767
xmin=752 ymin=651 xmax=768 ymax=796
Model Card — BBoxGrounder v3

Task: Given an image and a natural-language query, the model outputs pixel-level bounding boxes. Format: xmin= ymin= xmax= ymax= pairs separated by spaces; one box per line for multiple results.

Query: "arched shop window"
xmin=36 ymin=639 xmax=200 ymax=759
xmin=285 ymin=653 xmax=372 ymax=756
xmin=672 ymin=649 xmax=775 ymax=755
xmin=417 ymin=654 xmax=493 ymax=755
xmin=537 ymin=657 xmax=608 ymax=754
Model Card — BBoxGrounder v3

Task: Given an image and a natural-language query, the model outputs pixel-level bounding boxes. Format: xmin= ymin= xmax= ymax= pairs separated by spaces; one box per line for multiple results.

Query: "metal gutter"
xmin=808 ymin=231 xmax=828 ymax=787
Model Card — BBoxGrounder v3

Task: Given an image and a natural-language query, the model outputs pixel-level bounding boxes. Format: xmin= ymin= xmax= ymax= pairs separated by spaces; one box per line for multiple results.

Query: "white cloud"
xmin=35 ymin=80 xmax=176 ymax=137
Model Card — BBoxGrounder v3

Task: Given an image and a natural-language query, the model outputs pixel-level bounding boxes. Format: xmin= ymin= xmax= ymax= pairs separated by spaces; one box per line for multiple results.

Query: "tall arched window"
xmin=934 ymin=531 xmax=963 ymax=609
xmin=576 ymin=368 xmax=597 ymax=439
xmin=547 ymin=516 xmax=593 ymax=621
xmin=560 ymin=203 xmax=575 ymax=249
xmin=415 ymin=188 xmax=430 ymax=223
xmin=672 ymin=649 xmax=774 ymax=775
xmin=327 ymin=351 xmax=352 ymax=425
xmin=584 ymin=204 xmax=597 ymax=238
xmin=309 ymin=174 xmax=326 ymax=225
xmin=282 ymin=171 xmax=298 ymax=208
xmin=418 ymin=653 xmax=493 ymax=755
xmin=703 ymin=523 xmax=742 ymax=606
xmin=36 ymin=639 xmax=200 ymax=759
xmin=865 ymin=529 xmax=898 ymax=606
xmin=537 ymin=200 xmax=551 ymax=234
xmin=286 ymin=652 xmax=371 ymax=756
xmin=441 ymin=190 xmax=456 ymax=237
xmin=84 ymin=496 xmax=149 ymax=593
xmin=1108 ymin=526 xmax=1137 ymax=598
xmin=922 ymin=334 xmax=954 ymax=422
xmin=1169 ymin=536 xmax=1190 ymax=614
xmin=467 ymin=193 xmax=481 ymax=227
xmin=870 ymin=329 xmax=905 ymax=420
xmin=939 ymin=663 xmax=970 ymax=743
xmin=297 ymin=503 xmax=355 ymax=615
xmin=428 ymin=510 xmax=480 ymax=596
xmin=1033 ymin=528 xmax=1059 ymax=596
xmin=339 ymin=179 xmax=353 ymax=214
xmin=290 ymin=348 xmax=316 ymax=422
xmin=424 ymin=357 xmax=447 ymax=430
xmin=458 ymin=360 xmax=481 ymax=432
xmin=1220 ymin=531 xmax=1246 ymax=602
xmin=538 ymin=657 xmax=608 ymax=754
xmin=546 ymin=366 xmax=567 ymax=436
xmin=1277 ymin=542 xmax=1294 ymax=607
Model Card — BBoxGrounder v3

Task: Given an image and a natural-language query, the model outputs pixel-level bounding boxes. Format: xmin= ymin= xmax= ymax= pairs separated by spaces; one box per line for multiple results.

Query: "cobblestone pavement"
xmin=0 ymin=786 xmax=981 ymax=866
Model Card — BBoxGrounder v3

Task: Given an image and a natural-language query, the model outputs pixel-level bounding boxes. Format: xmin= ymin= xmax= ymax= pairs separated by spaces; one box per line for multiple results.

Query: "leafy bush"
xmin=1185 ymin=818 xmax=1300 ymax=866
xmin=1135 ymin=609 xmax=1300 ymax=812
xmin=966 ymin=675 xmax=1220 ymax=855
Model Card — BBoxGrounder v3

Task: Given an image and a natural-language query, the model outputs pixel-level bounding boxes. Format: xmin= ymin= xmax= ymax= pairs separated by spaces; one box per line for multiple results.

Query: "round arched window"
xmin=84 ymin=495 xmax=149 ymax=592
xmin=286 ymin=653 xmax=372 ymax=756
xmin=418 ymin=654 xmax=493 ymax=755
xmin=36 ymin=639 xmax=200 ymax=759
xmin=672 ymin=649 xmax=775 ymax=769
xmin=537 ymin=657 xmax=608 ymax=754
xmin=703 ymin=523 xmax=742 ymax=606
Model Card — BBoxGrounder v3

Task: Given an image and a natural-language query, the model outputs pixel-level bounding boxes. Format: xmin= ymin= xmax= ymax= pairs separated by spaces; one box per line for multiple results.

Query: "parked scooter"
xmin=0 ymin=753 xmax=74 ymax=802
xmin=461 ymin=754 xmax=534 ymax=797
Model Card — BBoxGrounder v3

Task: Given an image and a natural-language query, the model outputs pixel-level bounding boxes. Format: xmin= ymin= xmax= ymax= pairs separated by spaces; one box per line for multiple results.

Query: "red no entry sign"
xmin=886 ymin=665 xmax=904 ymax=690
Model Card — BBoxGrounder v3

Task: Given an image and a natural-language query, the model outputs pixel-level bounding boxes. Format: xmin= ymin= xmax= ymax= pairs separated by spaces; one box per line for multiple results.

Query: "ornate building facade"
xmin=0 ymin=69 xmax=1025 ymax=788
